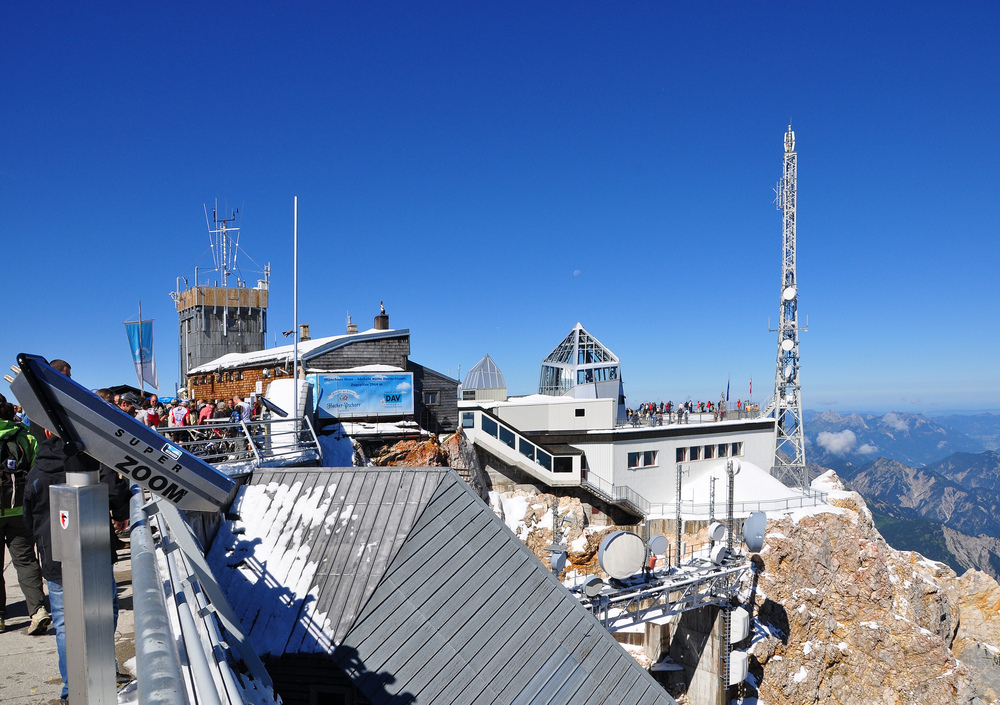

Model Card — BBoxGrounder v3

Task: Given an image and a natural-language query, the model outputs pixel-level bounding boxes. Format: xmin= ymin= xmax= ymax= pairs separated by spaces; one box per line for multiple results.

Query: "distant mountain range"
xmin=829 ymin=451 xmax=1000 ymax=579
xmin=803 ymin=410 xmax=996 ymax=470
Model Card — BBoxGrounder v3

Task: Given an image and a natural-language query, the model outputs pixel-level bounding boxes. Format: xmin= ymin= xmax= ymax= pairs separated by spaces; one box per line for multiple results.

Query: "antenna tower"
xmin=768 ymin=126 xmax=808 ymax=489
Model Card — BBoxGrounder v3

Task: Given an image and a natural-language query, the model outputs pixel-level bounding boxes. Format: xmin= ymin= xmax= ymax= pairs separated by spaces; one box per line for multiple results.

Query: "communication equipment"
xmin=783 ymin=286 xmax=797 ymax=301
xmin=728 ymin=651 xmax=749 ymax=686
xmin=648 ymin=534 xmax=670 ymax=556
xmin=598 ymin=531 xmax=645 ymax=579
xmin=729 ymin=607 xmax=750 ymax=643
xmin=583 ymin=575 xmax=604 ymax=598
xmin=708 ymin=522 xmax=726 ymax=543
xmin=550 ymin=551 xmax=568 ymax=574
xmin=781 ymin=338 xmax=795 ymax=351
xmin=710 ymin=544 xmax=728 ymax=565
xmin=743 ymin=511 xmax=767 ymax=553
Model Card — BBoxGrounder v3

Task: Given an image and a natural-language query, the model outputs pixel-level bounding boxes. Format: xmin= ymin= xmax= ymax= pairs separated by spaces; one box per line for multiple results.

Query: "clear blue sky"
xmin=3 ymin=3 xmax=998 ymax=413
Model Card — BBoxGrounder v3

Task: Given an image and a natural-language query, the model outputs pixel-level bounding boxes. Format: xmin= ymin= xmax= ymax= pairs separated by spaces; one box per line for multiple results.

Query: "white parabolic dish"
xmin=598 ymin=531 xmax=645 ymax=580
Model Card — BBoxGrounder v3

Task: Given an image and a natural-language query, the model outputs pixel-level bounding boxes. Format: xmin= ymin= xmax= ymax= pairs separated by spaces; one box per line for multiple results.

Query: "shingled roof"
xmin=206 ymin=467 xmax=677 ymax=705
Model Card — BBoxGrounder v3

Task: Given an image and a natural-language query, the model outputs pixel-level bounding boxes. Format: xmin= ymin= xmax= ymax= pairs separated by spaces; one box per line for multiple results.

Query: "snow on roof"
xmin=188 ymin=328 xmax=392 ymax=374
xmin=308 ymin=364 xmax=404 ymax=373
xmin=683 ymin=460 xmax=806 ymax=504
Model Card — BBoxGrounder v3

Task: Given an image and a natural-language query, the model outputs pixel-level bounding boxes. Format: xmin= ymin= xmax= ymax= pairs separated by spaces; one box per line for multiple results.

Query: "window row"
xmin=627 ymin=450 xmax=658 ymax=469
xmin=577 ymin=366 xmax=618 ymax=384
xmin=467 ymin=412 xmax=573 ymax=473
xmin=676 ymin=442 xmax=743 ymax=463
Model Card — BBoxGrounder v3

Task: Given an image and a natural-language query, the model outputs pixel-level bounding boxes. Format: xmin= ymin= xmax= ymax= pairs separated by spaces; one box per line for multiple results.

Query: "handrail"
xmin=130 ymin=494 xmax=279 ymax=705
xmin=160 ymin=416 xmax=320 ymax=469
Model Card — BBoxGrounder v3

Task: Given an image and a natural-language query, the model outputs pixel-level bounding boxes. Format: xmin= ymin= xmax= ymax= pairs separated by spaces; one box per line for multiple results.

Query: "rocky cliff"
xmin=743 ymin=472 xmax=1000 ymax=704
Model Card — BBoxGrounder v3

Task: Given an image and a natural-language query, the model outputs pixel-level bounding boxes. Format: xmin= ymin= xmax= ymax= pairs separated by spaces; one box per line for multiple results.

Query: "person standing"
xmin=0 ymin=393 xmax=49 ymax=634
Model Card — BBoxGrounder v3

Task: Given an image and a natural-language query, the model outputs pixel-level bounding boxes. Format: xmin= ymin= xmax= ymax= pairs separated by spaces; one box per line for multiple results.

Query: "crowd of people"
xmin=92 ymin=392 xmax=257 ymax=431
xmin=625 ymin=398 xmax=761 ymax=426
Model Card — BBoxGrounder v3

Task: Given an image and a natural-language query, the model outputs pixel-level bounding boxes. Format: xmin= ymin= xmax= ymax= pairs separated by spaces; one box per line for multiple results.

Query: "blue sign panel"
xmin=311 ymin=373 xmax=414 ymax=419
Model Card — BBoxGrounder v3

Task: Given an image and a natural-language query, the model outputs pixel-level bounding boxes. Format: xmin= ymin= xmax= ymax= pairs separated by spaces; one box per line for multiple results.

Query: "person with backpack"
xmin=0 ymin=392 xmax=50 ymax=635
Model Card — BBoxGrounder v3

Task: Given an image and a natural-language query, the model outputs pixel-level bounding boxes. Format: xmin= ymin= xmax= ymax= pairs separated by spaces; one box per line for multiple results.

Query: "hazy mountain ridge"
xmin=804 ymin=410 xmax=984 ymax=469
xmin=933 ymin=413 xmax=1000 ymax=450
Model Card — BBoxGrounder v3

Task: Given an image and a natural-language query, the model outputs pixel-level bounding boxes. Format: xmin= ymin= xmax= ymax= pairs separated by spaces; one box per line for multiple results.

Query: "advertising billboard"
xmin=311 ymin=372 xmax=414 ymax=419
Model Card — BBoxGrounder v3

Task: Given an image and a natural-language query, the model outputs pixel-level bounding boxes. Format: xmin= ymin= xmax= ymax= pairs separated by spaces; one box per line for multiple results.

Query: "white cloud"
xmin=882 ymin=413 xmax=908 ymax=432
xmin=858 ymin=443 xmax=878 ymax=455
xmin=816 ymin=429 xmax=858 ymax=456
xmin=396 ymin=382 xmax=411 ymax=391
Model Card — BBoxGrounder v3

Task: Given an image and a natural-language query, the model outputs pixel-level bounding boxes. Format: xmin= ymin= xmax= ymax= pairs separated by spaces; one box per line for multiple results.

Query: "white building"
xmin=460 ymin=325 xmax=787 ymax=520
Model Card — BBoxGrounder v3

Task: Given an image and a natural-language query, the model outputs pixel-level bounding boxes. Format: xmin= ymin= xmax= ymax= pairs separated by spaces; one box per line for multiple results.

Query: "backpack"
xmin=1 ymin=428 xmax=31 ymax=512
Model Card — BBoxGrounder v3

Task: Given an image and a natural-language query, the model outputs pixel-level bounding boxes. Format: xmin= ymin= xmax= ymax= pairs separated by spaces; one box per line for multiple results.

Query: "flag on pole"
xmin=750 ymin=376 xmax=753 ymax=396
xmin=125 ymin=319 xmax=158 ymax=389
xmin=726 ymin=375 xmax=730 ymax=402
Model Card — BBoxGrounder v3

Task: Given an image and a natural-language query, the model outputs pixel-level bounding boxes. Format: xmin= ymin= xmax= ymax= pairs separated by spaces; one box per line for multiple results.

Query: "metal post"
xmin=51 ymin=481 xmax=117 ymax=705
xmin=675 ymin=463 xmax=683 ymax=568
xmin=293 ymin=196 xmax=299 ymax=418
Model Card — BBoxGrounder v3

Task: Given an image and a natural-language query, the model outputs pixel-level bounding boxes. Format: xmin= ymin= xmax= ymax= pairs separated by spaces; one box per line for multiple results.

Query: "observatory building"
xmin=538 ymin=323 xmax=626 ymax=422
xmin=461 ymin=354 xmax=507 ymax=401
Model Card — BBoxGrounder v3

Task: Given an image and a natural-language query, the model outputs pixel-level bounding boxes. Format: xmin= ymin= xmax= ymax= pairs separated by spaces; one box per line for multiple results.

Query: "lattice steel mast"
xmin=769 ymin=125 xmax=807 ymax=488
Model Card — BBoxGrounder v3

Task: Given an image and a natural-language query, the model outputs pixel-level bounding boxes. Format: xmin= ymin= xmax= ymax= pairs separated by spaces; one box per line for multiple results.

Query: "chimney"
xmin=374 ymin=301 xmax=389 ymax=330
xmin=299 ymin=323 xmax=311 ymax=341
xmin=346 ymin=313 xmax=358 ymax=334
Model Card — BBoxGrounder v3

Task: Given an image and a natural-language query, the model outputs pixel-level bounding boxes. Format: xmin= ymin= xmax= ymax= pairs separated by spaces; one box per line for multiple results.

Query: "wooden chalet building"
xmin=186 ymin=315 xmax=459 ymax=433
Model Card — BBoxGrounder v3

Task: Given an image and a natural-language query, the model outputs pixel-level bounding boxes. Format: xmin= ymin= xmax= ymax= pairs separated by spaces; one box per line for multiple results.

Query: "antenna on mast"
xmin=767 ymin=124 xmax=808 ymax=490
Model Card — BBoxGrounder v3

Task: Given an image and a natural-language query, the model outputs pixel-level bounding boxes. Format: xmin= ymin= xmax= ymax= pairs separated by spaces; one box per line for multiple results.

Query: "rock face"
xmin=744 ymin=473 xmax=1000 ymax=705
xmin=369 ymin=435 xmax=450 ymax=466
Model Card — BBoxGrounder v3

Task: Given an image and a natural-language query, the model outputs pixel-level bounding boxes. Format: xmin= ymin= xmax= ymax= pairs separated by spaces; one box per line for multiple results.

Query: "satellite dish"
xmin=583 ymin=575 xmax=604 ymax=598
xmin=648 ymin=534 xmax=670 ymax=556
xmin=708 ymin=522 xmax=726 ymax=542
xmin=260 ymin=396 xmax=289 ymax=418
xmin=710 ymin=544 xmax=728 ymax=565
xmin=598 ymin=531 xmax=645 ymax=579
xmin=782 ymin=286 xmax=797 ymax=301
xmin=743 ymin=511 xmax=767 ymax=553
xmin=783 ymin=365 xmax=794 ymax=379
xmin=550 ymin=551 xmax=568 ymax=574
xmin=781 ymin=338 xmax=795 ymax=351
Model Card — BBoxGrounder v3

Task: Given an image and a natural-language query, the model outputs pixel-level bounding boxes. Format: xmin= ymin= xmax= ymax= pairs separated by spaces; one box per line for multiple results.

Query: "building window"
xmin=499 ymin=426 xmax=515 ymax=449
xmin=519 ymin=438 xmax=535 ymax=461
xmin=462 ymin=389 xmax=476 ymax=400
xmin=461 ymin=412 xmax=474 ymax=428
xmin=704 ymin=445 xmax=714 ymax=460
xmin=424 ymin=391 xmax=439 ymax=405
xmin=536 ymin=448 xmax=552 ymax=471
xmin=628 ymin=450 xmax=658 ymax=469
xmin=554 ymin=456 xmax=573 ymax=473
xmin=575 ymin=408 xmax=585 ymax=417
xmin=676 ymin=447 xmax=686 ymax=462
xmin=731 ymin=442 xmax=743 ymax=456
xmin=690 ymin=446 xmax=700 ymax=461
xmin=481 ymin=416 xmax=498 ymax=438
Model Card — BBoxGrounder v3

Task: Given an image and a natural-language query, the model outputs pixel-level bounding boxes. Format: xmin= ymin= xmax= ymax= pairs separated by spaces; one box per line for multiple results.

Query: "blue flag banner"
xmin=125 ymin=319 xmax=158 ymax=389
xmin=726 ymin=378 xmax=730 ymax=402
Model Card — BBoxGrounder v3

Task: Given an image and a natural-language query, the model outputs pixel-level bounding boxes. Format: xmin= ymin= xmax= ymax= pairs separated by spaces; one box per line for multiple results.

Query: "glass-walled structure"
xmin=462 ymin=354 xmax=507 ymax=401
xmin=538 ymin=323 xmax=626 ymax=422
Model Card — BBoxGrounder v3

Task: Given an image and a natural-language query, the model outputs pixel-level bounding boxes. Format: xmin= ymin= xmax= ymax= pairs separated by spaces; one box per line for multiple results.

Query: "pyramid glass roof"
xmin=464 ymin=354 xmax=506 ymax=390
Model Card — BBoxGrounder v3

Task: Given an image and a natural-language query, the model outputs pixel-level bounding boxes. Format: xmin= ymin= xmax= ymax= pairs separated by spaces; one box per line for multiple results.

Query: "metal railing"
xmin=615 ymin=408 xmax=766 ymax=428
xmin=581 ymin=473 xmax=827 ymax=519
xmin=160 ymin=416 xmax=320 ymax=469
xmin=130 ymin=492 xmax=279 ymax=705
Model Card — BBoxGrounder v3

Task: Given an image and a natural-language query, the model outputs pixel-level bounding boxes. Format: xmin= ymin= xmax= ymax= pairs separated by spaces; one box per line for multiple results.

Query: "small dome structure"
xmin=462 ymin=354 xmax=507 ymax=401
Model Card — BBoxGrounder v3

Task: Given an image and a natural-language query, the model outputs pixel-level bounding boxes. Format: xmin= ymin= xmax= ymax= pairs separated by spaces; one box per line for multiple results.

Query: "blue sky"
xmin=3 ymin=3 xmax=998 ymax=413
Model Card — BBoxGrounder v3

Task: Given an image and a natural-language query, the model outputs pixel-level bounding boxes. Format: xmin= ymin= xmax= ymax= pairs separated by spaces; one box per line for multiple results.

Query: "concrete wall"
xmin=668 ymin=606 xmax=725 ymax=705
xmin=490 ymin=396 xmax=617 ymax=432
